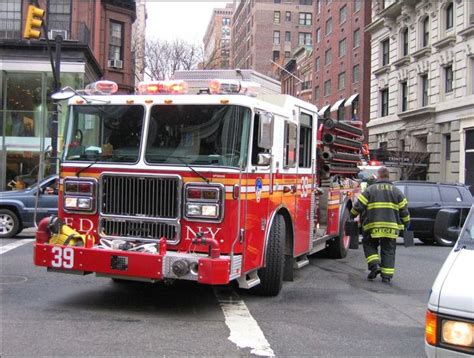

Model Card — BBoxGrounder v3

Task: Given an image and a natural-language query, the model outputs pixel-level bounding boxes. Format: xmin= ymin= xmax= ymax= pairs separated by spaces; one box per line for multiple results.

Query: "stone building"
xmin=203 ymin=3 xmax=234 ymax=69
xmin=366 ymin=0 xmax=474 ymax=188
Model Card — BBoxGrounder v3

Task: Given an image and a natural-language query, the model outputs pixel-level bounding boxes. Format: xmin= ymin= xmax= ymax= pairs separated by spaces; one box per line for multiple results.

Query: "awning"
xmin=318 ymin=104 xmax=331 ymax=117
xmin=344 ymin=93 xmax=359 ymax=107
xmin=330 ymin=98 xmax=345 ymax=112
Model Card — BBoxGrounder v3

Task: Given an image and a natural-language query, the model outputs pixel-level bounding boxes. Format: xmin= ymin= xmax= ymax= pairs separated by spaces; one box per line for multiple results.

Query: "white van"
xmin=425 ymin=205 xmax=474 ymax=357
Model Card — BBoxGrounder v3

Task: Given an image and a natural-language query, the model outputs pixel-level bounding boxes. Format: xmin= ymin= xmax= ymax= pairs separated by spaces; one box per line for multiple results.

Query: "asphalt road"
xmin=1 ymin=231 xmax=451 ymax=357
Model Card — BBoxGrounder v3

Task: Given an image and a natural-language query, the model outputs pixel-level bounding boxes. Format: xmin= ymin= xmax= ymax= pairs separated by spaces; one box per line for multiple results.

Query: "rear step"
xmin=294 ymin=255 xmax=309 ymax=269
xmin=237 ymin=270 xmax=261 ymax=289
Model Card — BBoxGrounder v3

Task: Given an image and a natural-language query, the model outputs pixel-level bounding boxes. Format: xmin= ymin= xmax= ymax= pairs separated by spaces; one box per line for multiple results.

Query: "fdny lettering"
xmin=376 ymin=184 xmax=393 ymax=191
xmin=63 ymin=217 xmax=94 ymax=232
xmin=185 ymin=226 xmax=222 ymax=241
xmin=371 ymin=228 xmax=397 ymax=236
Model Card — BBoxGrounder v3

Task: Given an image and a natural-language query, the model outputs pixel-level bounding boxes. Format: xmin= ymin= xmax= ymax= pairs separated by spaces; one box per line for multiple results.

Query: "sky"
xmin=145 ymin=1 xmax=233 ymax=45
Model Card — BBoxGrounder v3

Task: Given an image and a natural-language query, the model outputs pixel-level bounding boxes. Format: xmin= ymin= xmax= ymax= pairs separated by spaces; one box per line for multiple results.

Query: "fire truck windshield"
xmin=64 ymin=105 xmax=145 ymax=163
xmin=145 ymin=105 xmax=251 ymax=168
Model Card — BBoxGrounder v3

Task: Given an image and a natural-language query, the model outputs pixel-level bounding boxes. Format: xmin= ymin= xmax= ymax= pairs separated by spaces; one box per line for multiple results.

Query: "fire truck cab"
xmin=34 ymin=77 xmax=361 ymax=296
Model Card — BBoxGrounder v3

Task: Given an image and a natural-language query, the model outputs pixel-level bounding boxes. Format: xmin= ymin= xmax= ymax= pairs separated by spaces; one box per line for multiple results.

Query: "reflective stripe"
xmin=367 ymin=202 xmax=399 ymax=210
xmin=358 ymin=194 xmax=368 ymax=205
xmin=401 ymin=215 xmax=410 ymax=223
xmin=351 ymin=208 xmax=359 ymax=216
xmin=398 ymin=198 xmax=408 ymax=208
xmin=367 ymin=254 xmax=380 ymax=263
xmin=381 ymin=268 xmax=395 ymax=274
xmin=363 ymin=222 xmax=404 ymax=230
xmin=371 ymin=232 xmax=398 ymax=239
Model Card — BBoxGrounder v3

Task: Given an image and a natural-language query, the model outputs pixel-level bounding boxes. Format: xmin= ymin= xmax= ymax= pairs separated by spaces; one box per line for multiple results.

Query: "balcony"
xmin=0 ymin=20 xmax=91 ymax=48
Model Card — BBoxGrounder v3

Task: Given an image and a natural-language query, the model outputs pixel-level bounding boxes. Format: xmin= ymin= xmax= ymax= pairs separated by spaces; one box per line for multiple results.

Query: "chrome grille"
xmin=100 ymin=218 xmax=179 ymax=244
xmin=101 ymin=174 xmax=180 ymax=218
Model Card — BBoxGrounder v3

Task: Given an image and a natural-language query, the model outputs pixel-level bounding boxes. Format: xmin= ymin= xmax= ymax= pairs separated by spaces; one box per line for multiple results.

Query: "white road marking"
xmin=0 ymin=239 xmax=34 ymax=255
xmin=214 ymin=287 xmax=274 ymax=357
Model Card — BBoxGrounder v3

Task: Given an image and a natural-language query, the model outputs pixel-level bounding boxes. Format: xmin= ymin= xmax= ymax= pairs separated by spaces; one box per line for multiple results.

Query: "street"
xmin=1 ymin=231 xmax=450 ymax=357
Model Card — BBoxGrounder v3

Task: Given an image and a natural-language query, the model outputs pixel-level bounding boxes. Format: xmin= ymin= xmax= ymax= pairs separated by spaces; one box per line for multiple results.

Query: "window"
xmin=0 ymin=0 xmax=22 ymax=38
xmin=285 ymin=51 xmax=291 ymax=58
xmin=48 ymin=0 xmax=72 ymax=32
xmin=440 ymin=186 xmax=462 ymax=202
xmin=315 ymin=86 xmax=320 ymax=99
xmin=325 ymin=17 xmax=333 ymax=35
xmin=274 ymin=11 xmax=281 ymax=24
xmin=400 ymin=82 xmax=409 ymax=112
xmin=285 ymin=11 xmax=291 ymax=21
xmin=339 ymin=38 xmax=347 ymax=57
xmin=298 ymin=32 xmax=312 ymax=45
xmin=446 ymin=2 xmax=453 ymax=30
xmin=273 ymin=51 xmax=280 ymax=61
xmin=401 ymin=81 xmax=408 ymax=112
xmin=284 ymin=122 xmax=297 ymax=168
xmin=285 ymin=31 xmax=291 ymax=42
xmin=401 ymin=28 xmax=409 ymax=56
xmin=108 ymin=21 xmax=123 ymax=61
xmin=381 ymin=88 xmax=389 ymax=116
xmin=444 ymin=134 xmax=451 ymax=160
xmin=422 ymin=17 xmax=430 ymax=47
xmin=353 ymin=28 xmax=360 ymax=48
xmin=338 ymin=72 xmax=346 ymax=90
xmin=274 ymin=0 xmax=281 ymax=3
xmin=299 ymin=0 xmax=313 ymax=4
xmin=407 ymin=185 xmax=440 ymax=202
xmin=354 ymin=0 xmax=361 ymax=12
xmin=337 ymin=106 xmax=344 ymax=121
xmin=315 ymin=56 xmax=321 ymax=72
xmin=353 ymin=64 xmax=360 ymax=83
xmin=421 ymin=74 xmax=429 ymax=106
xmin=445 ymin=65 xmax=453 ymax=93
xmin=314 ymin=28 xmax=320 ymax=43
xmin=339 ymin=5 xmax=348 ymax=24
xmin=222 ymin=17 xmax=231 ymax=26
xmin=273 ymin=31 xmax=280 ymax=44
xmin=299 ymin=113 xmax=313 ymax=168
xmin=299 ymin=12 xmax=312 ymax=26
xmin=381 ymin=38 xmax=390 ymax=66
xmin=324 ymin=80 xmax=331 ymax=96
xmin=325 ymin=48 xmax=332 ymax=65
xmin=316 ymin=0 xmax=321 ymax=14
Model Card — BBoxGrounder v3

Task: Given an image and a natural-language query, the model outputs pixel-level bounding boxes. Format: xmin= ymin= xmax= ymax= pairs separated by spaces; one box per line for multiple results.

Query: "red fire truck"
xmin=34 ymin=77 xmax=362 ymax=296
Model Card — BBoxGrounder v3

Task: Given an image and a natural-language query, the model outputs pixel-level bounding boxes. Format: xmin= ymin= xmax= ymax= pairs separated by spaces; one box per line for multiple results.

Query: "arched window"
xmin=422 ymin=16 xmax=430 ymax=47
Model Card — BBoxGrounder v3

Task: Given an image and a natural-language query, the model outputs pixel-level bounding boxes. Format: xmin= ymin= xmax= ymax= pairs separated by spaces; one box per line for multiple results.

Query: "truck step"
xmin=294 ymin=255 xmax=309 ymax=269
xmin=237 ymin=270 xmax=261 ymax=289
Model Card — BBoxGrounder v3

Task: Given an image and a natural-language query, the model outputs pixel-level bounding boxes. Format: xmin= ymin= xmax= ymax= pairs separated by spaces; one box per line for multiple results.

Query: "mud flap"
xmin=403 ymin=230 xmax=414 ymax=247
xmin=345 ymin=220 xmax=359 ymax=250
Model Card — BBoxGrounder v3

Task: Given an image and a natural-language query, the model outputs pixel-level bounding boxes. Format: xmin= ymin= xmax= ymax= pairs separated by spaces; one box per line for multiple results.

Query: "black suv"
xmin=394 ymin=181 xmax=473 ymax=246
xmin=0 ymin=175 xmax=58 ymax=238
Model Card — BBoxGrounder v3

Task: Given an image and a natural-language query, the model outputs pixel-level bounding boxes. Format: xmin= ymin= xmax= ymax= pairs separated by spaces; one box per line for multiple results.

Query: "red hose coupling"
xmin=193 ymin=237 xmax=221 ymax=259
xmin=36 ymin=217 xmax=51 ymax=244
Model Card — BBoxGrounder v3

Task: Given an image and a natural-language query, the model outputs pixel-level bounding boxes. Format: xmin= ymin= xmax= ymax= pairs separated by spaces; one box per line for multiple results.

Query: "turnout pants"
xmin=362 ymin=232 xmax=396 ymax=278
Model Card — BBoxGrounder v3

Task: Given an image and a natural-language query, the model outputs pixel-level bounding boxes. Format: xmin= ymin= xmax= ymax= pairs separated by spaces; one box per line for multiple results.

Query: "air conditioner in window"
xmin=470 ymin=14 xmax=474 ymax=25
xmin=108 ymin=59 xmax=123 ymax=69
xmin=48 ymin=29 xmax=68 ymax=40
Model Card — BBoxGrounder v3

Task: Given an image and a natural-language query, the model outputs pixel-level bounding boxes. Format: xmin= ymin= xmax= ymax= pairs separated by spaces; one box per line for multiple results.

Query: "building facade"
xmin=203 ymin=3 xmax=233 ymax=69
xmin=367 ymin=0 xmax=474 ymax=188
xmin=0 ymin=0 xmax=136 ymax=191
xmin=231 ymin=0 xmax=314 ymax=79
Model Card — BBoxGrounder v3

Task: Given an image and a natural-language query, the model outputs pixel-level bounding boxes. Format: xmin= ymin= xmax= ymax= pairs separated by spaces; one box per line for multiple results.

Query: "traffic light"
xmin=23 ymin=5 xmax=45 ymax=39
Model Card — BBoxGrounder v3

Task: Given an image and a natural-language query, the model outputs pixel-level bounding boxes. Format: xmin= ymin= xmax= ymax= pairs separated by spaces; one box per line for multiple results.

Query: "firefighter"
xmin=350 ymin=166 xmax=410 ymax=283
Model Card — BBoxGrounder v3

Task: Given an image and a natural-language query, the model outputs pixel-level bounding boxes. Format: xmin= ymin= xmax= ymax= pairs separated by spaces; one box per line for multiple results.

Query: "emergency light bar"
xmin=137 ymin=80 xmax=188 ymax=95
xmin=85 ymin=80 xmax=118 ymax=95
xmin=208 ymin=79 xmax=261 ymax=97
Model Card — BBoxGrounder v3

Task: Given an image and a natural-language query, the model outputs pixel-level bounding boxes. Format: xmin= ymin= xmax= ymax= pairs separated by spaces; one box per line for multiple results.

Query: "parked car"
xmin=425 ymin=204 xmax=474 ymax=357
xmin=0 ymin=175 xmax=58 ymax=238
xmin=394 ymin=181 xmax=473 ymax=246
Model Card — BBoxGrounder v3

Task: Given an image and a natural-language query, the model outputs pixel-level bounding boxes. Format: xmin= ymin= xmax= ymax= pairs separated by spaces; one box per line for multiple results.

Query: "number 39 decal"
xmin=51 ymin=247 xmax=74 ymax=269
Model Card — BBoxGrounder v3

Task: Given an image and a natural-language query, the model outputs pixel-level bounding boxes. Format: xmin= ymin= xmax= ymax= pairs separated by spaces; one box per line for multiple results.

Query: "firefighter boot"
xmin=367 ymin=265 xmax=381 ymax=280
xmin=382 ymin=277 xmax=391 ymax=283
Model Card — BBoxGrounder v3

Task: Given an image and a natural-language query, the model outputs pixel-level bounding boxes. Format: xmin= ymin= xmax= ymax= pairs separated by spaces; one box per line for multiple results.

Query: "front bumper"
xmin=425 ymin=343 xmax=473 ymax=358
xmin=34 ymin=243 xmax=234 ymax=285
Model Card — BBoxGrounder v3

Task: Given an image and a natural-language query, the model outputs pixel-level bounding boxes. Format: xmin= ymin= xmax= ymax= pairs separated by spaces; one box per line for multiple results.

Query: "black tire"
xmin=434 ymin=209 xmax=460 ymax=247
xmin=255 ymin=215 xmax=286 ymax=296
xmin=326 ymin=208 xmax=350 ymax=259
xmin=0 ymin=209 xmax=21 ymax=238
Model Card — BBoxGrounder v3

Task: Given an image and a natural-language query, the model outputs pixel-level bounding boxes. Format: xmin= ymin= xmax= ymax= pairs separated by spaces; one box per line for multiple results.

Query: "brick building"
xmin=231 ymin=0 xmax=314 ymax=79
xmin=203 ymin=3 xmax=233 ymax=69
xmin=0 ymin=0 xmax=136 ymax=190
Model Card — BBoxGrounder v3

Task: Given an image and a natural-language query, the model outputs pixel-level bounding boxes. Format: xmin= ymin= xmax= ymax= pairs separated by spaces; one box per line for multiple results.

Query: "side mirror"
xmin=257 ymin=153 xmax=271 ymax=166
xmin=258 ymin=112 xmax=273 ymax=149
xmin=51 ymin=86 xmax=76 ymax=101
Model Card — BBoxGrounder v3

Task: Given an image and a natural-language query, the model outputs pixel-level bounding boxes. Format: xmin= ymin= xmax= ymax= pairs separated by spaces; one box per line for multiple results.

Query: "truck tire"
xmin=255 ymin=215 xmax=285 ymax=296
xmin=0 ymin=209 xmax=21 ymax=239
xmin=434 ymin=209 xmax=460 ymax=247
xmin=326 ymin=208 xmax=350 ymax=259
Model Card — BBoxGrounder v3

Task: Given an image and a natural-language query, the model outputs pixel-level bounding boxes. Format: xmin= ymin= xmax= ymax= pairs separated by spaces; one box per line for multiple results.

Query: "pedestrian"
xmin=350 ymin=166 xmax=410 ymax=283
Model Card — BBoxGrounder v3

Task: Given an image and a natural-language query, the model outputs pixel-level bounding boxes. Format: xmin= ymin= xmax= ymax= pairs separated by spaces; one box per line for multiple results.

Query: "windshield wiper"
xmin=76 ymin=158 xmax=100 ymax=177
xmin=150 ymin=154 xmax=210 ymax=183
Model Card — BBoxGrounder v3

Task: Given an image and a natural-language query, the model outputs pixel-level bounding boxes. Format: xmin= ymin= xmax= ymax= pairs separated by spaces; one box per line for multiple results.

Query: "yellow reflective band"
xmin=367 ymin=255 xmax=380 ymax=263
xmin=398 ymin=198 xmax=408 ymax=208
xmin=358 ymin=194 xmax=368 ymax=205
xmin=381 ymin=268 xmax=395 ymax=273
xmin=363 ymin=222 xmax=403 ymax=230
xmin=351 ymin=208 xmax=359 ymax=216
xmin=367 ymin=202 xmax=399 ymax=210
xmin=401 ymin=216 xmax=410 ymax=223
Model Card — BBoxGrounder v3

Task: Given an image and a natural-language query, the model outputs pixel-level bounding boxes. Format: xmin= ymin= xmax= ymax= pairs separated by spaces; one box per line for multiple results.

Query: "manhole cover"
xmin=0 ymin=275 xmax=28 ymax=284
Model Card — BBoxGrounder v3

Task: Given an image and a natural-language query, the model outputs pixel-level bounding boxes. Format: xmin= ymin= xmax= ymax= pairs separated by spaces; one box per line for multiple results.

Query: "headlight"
xmin=63 ymin=178 xmax=97 ymax=213
xmin=442 ymin=320 xmax=474 ymax=348
xmin=184 ymin=184 xmax=223 ymax=222
xmin=186 ymin=203 xmax=219 ymax=219
xmin=64 ymin=197 xmax=93 ymax=211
